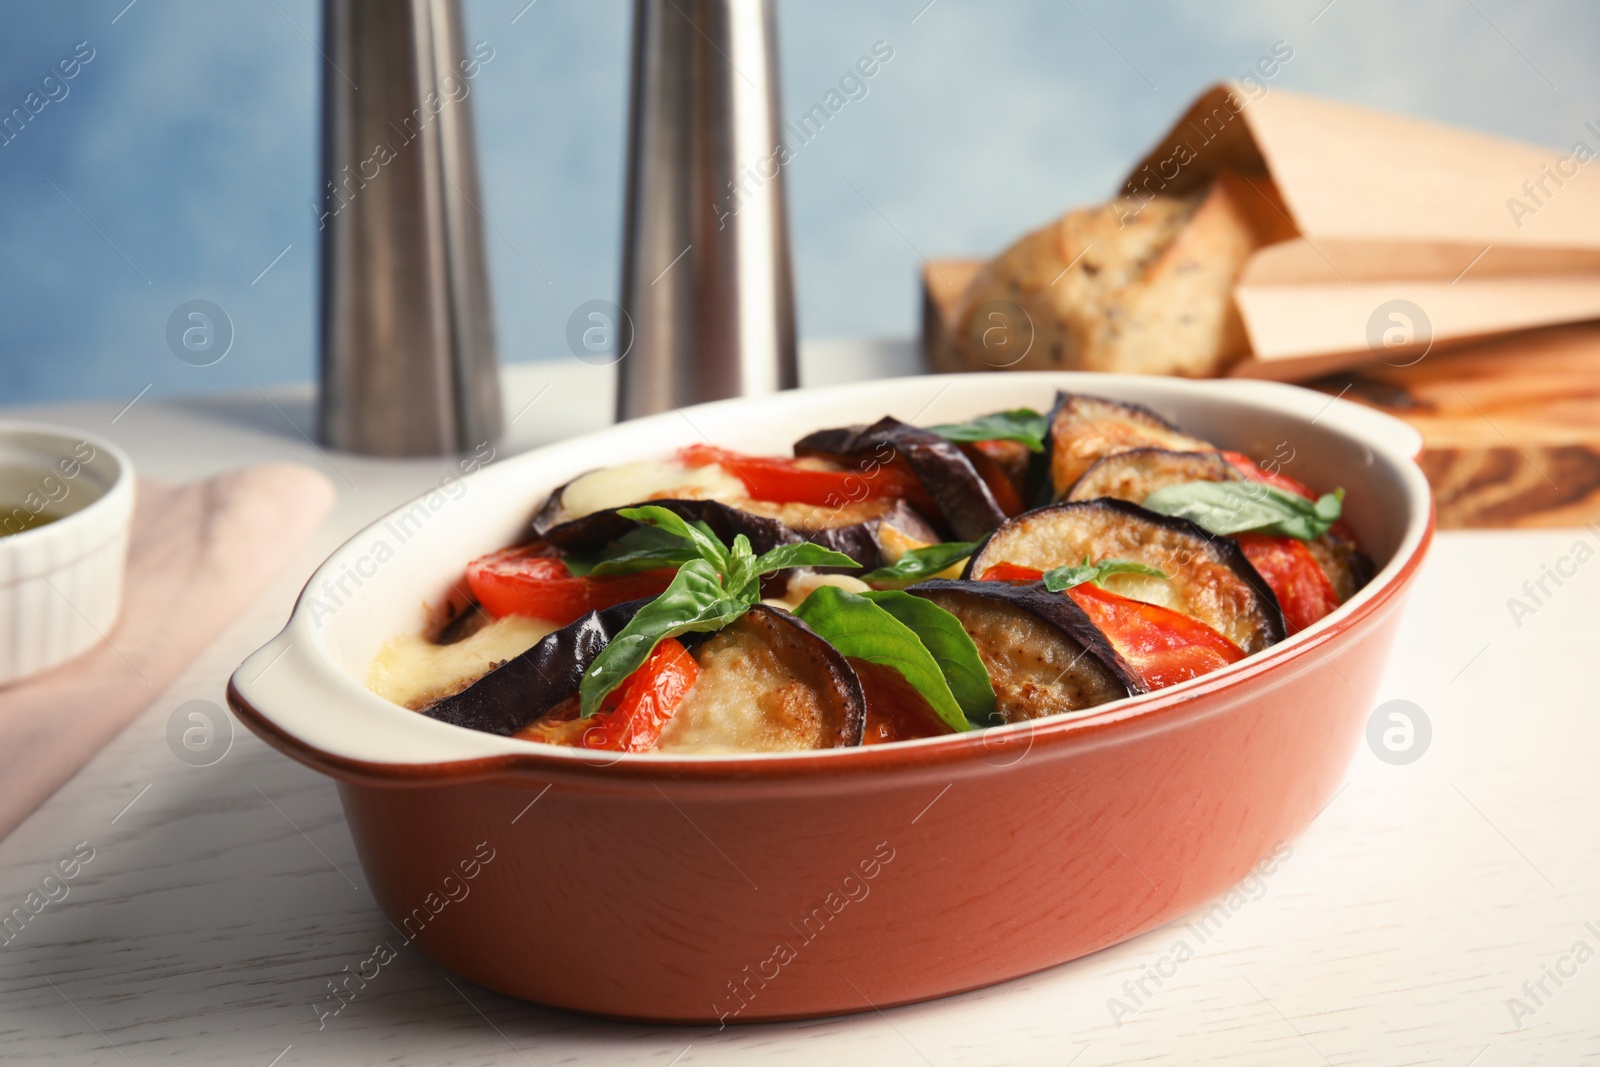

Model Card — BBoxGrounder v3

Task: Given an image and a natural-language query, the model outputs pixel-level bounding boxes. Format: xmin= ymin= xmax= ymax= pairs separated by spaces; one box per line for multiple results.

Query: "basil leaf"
xmin=929 ymin=408 xmax=1048 ymax=452
xmin=722 ymin=533 xmax=761 ymax=601
xmin=578 ymin=558 xmax=747 ymax=717
xmin=859 ymin=541 xmax=978 ymax=587
xmin=566 ymin=525 xmax=700 ymax=577
xmin=860 ymin=590 xmax=996 ymax=725
xmin=1141 ymin=481 xmax=1344 ymax=541
xmin=794 ymin=586 xmax=974 ymax=733
xmin=615 ymin=505 xmax=731 ymax=571
xmin=576 ymin=511 xmax=863 ymax=715
xmin=1043 ymin=557 xmax=1169 ymax=592
xmin=751 ymin=541 xmax=861 ymax=573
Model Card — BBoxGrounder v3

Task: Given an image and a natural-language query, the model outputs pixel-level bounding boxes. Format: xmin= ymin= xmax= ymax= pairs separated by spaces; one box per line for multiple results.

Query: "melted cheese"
xmin=367 ymin=615 xmax=557 ymax=710
xmin=557 ymin=460 xmax=745 ymax=522
xmin=762 ymin=571 xmax=871 ymax=611
xmin=655 ymin=624 xmax=827 ymax=754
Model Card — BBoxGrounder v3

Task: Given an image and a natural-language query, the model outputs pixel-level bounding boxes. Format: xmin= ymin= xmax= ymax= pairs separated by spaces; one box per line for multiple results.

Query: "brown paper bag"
xmin=1122 ymin=84 xmax=1600 ymax=378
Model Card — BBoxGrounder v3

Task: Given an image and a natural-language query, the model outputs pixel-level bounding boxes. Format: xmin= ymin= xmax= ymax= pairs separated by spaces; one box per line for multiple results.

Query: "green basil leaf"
xmin=566 ymin=524 xmax=700 ymax=577
xmin=576 ymin=510 xmax=870 ymax=714
xmin=1042 ymin=557 xmax=1169 ymax=592
xmin=723 ymin=533 xmax=761 ymax=601
xmin=794 ymin=586 xmax=974 ymax=733
xmin=859 ymin=590 xmax=996 ymax=725
xmin=578 ymin=558 xmax=748 ymax=717
xmin=929 ymin=408 xmax=1048 ymax=452
xmin=752 ymin=541 xmax=861 ymax=573
xmin=859 ymin=541 xmax=978 ymax=587
xmin=1140 ymin=480 xmax=1344 ymax=541
xmin=615 ymin=505 xmax=731 ymax=571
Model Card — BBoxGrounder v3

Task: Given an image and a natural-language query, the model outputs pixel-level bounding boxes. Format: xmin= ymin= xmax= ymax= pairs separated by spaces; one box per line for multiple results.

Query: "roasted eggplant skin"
xmin=1066 ymin=448 xmax=1241 ymax=504
xmin=1307 ymin=528 xmax=1373 ymax=603
xmin=1039 ymin=392 xmax=1215 ymax=503
xmin=659 ymin=605 xmax=866 ymax=751
xmin=909 ymin=579 xmax=1143 ymax=721
xmin=794 ymin=416 xmax=1007 ymax=541
xmin=422 ymin=598 xmax=660 ymax=736
xmin=537 ymin=498 xmax=800 ymax=557
xmin=965 ymin=498 xmax=1288 ymax=655
xmin=537 ymin=494 xmax=936 ymax=575
xmin=798 ymin=499 xmax=939 ymax=572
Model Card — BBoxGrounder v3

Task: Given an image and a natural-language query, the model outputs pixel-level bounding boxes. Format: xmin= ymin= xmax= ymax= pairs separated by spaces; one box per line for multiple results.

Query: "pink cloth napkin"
xmin=0 ymin=463 xmax=337 ymax=839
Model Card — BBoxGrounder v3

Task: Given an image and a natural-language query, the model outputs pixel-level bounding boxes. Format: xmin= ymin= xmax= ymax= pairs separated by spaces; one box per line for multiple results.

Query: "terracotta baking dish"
xmin=228 ymin=373 xmax=1433 ymax=1023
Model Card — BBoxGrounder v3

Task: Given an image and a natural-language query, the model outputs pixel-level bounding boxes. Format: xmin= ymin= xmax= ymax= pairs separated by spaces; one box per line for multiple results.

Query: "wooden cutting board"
xmin=921 ymin=259 xmax=1600 ymax=529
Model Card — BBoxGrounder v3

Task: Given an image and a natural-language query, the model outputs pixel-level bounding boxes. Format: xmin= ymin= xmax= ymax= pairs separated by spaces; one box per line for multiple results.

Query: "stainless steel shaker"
xmin=317 ymin=0 xmax=501 ymax=456
xmin=616 ymin=0 xmax=798 ymax=421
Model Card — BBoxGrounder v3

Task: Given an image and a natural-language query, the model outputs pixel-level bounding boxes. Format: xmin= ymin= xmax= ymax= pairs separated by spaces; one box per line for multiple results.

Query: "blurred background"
xmin=0 ymin=0 xmax=1593 ymax=404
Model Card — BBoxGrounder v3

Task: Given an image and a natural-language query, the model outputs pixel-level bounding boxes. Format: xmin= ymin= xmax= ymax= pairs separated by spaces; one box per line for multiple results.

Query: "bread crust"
xmin=953 ymin=172 xmax=1292 ymax=377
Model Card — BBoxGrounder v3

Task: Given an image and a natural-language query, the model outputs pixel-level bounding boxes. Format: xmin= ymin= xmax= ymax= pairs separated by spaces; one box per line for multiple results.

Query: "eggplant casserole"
xmin=366 ymin=393 xmax=1372 ymax=755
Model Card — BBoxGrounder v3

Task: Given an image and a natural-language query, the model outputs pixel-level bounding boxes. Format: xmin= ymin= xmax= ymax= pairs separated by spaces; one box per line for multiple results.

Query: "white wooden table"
xmin=2 ymin=341 xmax=1596 ymax=1066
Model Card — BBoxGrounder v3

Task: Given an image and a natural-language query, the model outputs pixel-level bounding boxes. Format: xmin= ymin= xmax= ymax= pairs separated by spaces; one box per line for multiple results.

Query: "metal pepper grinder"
xmin=317 ymin=0 xmax=502 ymax=456
xmin=615 ymin=0 xmax=798 ymax=421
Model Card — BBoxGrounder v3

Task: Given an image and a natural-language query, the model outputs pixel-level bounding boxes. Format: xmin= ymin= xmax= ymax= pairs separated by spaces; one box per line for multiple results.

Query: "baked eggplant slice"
xmin=1066 ymin=448 xmax=1242 ymax=504
xmin=965 ymin=499 xmax=1287 ymax=654
xmin=539 ymin=498 xmax=801 ymax=558
xmin=654 ymin=606 xmax=866 ymax=752
xmin=422 ymin=598 xmax=655 ymax=736
xmin=1065 ymin=449 xmax=1373 ymax=605
xmin=1306 ymin=527 xmax=1374 ymax=603
xmin=794 ymin=417 xmax=1007 ymax=541
xmin=909 ymin=579 xmax=1143 ymax=722
xmin=758 ymin=498 xmax=940 ymax=572
xmin=538 ymin=495 xmax=937 ymax=574
xmin=1042 ymin=392 xmax=1215 ymax=502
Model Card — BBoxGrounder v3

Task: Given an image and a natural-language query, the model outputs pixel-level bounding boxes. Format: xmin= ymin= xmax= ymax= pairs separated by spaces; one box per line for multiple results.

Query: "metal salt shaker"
xmin=317 ymin=0 xmax=501 ymax=456
xmin=616 ymin=0 xmax=798 ymax=420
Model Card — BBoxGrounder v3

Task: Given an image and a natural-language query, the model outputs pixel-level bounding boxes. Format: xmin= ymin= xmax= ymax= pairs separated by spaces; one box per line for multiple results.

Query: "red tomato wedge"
xmin=957 ymin=443 xmax=1025 ymax=517
xmin=1233 ymin=532 xmax=1339 ymax=635
xmin=677 ymin=444 xmax=934 ymax=512
xmin=851 ymin=657 xmax=954 ymax=745
xmin=978 ymin=561 xmax=1053 ymax=584
xmin=1220 ymin=450 xmax=1317 ymax=501
xmin=577 ymin=638 xmax=700 ymax=753
xmin=978 ymin=563 xmax=1245 ymax=690
xmin=465 ymin=544 xmax=675 ymax=625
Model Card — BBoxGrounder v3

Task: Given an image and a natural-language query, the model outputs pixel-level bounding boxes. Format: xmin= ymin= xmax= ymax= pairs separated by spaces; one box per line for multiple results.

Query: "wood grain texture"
xmin=922 ymin=260 xmax=1600 ymax=529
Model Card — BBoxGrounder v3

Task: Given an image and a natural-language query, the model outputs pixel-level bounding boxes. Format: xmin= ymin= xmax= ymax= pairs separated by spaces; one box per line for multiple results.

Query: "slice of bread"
xmin=952 ymin=172 xmax=1294 ymax=377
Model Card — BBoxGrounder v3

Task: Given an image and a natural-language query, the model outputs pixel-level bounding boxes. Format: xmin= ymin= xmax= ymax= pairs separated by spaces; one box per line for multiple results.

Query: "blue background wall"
xmin=1 ymin=0 xmax=1595 ymax=403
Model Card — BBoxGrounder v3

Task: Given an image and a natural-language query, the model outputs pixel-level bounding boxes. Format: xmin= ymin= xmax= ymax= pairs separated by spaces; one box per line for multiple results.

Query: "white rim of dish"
xmin=232 ymin=373 xmax=1433 ymax=769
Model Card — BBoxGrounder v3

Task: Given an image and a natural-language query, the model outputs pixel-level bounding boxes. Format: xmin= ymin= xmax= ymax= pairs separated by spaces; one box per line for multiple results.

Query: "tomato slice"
xmin=978 ymin=561 xmax=1049 ymax=584
xmin=1065 ymin=583 xmax=1244 ymax=689
xmin=1220 ymin=450 xmax=1317 ymax=501
xmin=851 ymin=657 xmax=954 ymax=744
xmin=977 ymin=563 xmax=1244 ymax=690
xmin=577 ymin=638 xmax=700 ymax=752
xmin=677 ymin=444 xmax=934 ymax=512
xmin=958 ymin=443 xmax=1025 ymax=517
xmin=1233 ymin=532 xmax=1339 ymax=635
xmin=465 ymin=544 xmax=675 ymax=625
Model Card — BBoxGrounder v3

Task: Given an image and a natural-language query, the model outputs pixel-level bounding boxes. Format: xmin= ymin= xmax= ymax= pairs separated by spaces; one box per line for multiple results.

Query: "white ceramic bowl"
xmin=0 ymin=423 xmax=134 ymax=684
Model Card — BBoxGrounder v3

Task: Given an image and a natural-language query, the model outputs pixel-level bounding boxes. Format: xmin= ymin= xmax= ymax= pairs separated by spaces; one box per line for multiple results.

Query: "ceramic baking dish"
xmin=228 ymin=373 xmax=1433 ymax=1023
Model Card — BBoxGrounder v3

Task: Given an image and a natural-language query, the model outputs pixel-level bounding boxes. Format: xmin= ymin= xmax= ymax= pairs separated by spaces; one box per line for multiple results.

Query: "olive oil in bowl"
xmin=0 ymin=506 xmax=65 ymax=537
